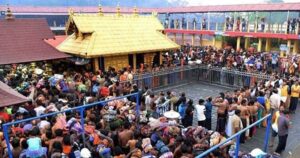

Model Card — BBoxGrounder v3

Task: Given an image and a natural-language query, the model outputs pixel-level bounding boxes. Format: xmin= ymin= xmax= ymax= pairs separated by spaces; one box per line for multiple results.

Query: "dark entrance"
xmin=128 ymin=54 xmax=133 ymax=68
xmin=152 ymin=52 xmax=160 ymax=67
xmin=136 ymin=54 xmax=144 ymax=69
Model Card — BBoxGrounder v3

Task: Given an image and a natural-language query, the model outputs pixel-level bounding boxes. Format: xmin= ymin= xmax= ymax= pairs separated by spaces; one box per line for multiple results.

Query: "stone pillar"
xmin=173 ymin=33 xmax=177 ymax=43
xmin=293 ymin=40 xmax=299 ymax=54
xmin=244 ymin=37 xmax=250 ymax=49
xmin=160 ymin=52 xmax=163 ymax=65
xmin=181 ymin=33 xmax=185 ymax=45
xmin=199 ymin=35 xmax=203 ymax=46
xmin=257 ymin=38 xmax=263 ymax=52
xmin=133 ymin=54 xmax=137 ymax=71
xmin=93 ymin=58 xmax=99 ymax=72
xmin=212 ymin=36 xmax=216 ymax=47
xmin=265 ymin=38 xmax=271 ymax=52
xmin=287 ymin=40 xmax=292 ymax=54
xmin=236 ymin=36 xmax=241 ymax=50
xmin=192 ymin=34 xmax=195 ymax=46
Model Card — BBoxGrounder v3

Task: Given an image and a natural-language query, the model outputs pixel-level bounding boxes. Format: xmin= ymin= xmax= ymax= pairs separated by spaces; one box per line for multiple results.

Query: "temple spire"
xmin=116 ymin=2 xmax=121 ymax=16
xmin=68 ymin=8 xmax=74 ymax=16
xmin=98 ymin=4 xmax=103 ymax=16
xmin=98 ymin=0 xmax=103 ymax=16
xmin=133 ymin=5 xmax=138 ymax=16
xmin=5 ymin=5 xmax=14 ymax=20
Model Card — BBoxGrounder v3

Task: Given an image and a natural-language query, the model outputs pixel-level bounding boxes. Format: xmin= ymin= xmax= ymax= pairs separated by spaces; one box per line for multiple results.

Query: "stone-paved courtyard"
xmin=160 ymin=82 xmax=300 ymax=157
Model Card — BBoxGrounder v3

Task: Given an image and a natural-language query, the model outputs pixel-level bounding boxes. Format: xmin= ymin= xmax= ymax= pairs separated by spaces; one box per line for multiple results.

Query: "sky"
xmin=184 ymin=0 xmax=300 ymax=6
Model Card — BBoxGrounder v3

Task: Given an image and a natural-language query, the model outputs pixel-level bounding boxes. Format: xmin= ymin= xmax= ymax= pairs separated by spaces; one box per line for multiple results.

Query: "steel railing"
xmin=196 ymin=114 xmax=272 ymax=158
xmin=3 ymin=93 xmax=140 ymax=158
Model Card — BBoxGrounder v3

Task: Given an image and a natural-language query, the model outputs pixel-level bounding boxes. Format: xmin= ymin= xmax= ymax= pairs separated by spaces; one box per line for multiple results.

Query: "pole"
xmin=135 ymin=93 xmax=140 ymax=119
xmin=263 ymin=115 xmax=272 ymax=152
xmin=235 ymin=134 xmax=241 ymax=158
xmin=80 ymin=108 xmax=86 ymax=147
xmin=208 ymin=12 xmax=210 ymax=30
xmin=286 ymin=11 xmax=290 ymax=34
xmin=3 ymin=125 xmax=13 ymax=158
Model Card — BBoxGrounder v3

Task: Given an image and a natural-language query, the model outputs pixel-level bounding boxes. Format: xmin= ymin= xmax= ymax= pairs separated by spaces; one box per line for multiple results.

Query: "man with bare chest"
xmin=238 ymin=99 xmax=250 ymax=143
xmin=247 ymin=100 xmax=260 ymax=137
xmin=213 ymin=93 xmax=229 ymax=135
xmin=118 ymin=122 xmax=133 ymax=154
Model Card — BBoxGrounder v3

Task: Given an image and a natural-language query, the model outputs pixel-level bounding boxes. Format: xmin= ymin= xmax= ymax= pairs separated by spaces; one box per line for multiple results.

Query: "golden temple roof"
xmin=57 ymin=9 xmax=179 ymax=58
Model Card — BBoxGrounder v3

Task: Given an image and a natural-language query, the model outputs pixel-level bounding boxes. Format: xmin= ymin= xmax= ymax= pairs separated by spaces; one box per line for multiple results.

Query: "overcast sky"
xmin=183 ymin=0 xmax=300 ymax=6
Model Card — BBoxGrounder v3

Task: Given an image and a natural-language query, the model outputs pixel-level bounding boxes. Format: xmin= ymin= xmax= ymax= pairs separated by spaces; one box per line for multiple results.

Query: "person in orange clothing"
xmin=280 ymin=80 xmax=290 ymax=109
xmin=289 ymin=80 xmax=300 ymax=113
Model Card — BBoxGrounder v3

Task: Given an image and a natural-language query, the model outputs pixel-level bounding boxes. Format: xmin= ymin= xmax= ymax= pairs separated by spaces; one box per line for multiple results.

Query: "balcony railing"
xmin=167 ymin=21 xmax=300 ymax=35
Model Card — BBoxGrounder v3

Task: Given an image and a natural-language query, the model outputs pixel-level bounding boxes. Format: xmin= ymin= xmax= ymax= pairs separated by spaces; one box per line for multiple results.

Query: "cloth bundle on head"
xmin=142 ymin=138 xmax=153 ymax=153
xmin=250 ymin=148 xmax=267 ymax=158
xmin=66 ymin=118 xmax=83 ymax=134
xmin=80 ymin=148 xmax=91 ymax=158
xmin=159 ymin=151 xmax=174 ymax=158
xmin=155 ymin=140 xmax=170 ymax=155
xmin=148 ymin=117 xmax=161 ymax=129
xmin=97 ymin=144 xmax=111 ymax=158
xmin=210 ymin=131 xmax=221 ymax=147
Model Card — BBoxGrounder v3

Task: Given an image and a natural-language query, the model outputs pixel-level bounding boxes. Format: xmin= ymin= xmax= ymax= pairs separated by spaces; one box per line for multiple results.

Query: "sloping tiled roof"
xmin=0 ymin=81 xmax=28 ymax=107
xmin=44 ymin=35 xmax=67 ymax=47
xmin=57 ymin=13 xmax=179 ymax=58
xmin=0 ymin=18 xmax=70 ymax=65
xmin=1 ymin=3 xmax=300 ymax=14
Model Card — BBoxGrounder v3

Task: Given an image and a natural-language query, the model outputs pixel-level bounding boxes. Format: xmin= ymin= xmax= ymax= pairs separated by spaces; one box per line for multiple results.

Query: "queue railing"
xmin=128 ymin=64 xmax=271 ymax=90
xmin=197 ymin=66 xmax=271 ymax=88
xmin=131 ymin=65 xmax=201 ymax=90
xmin=196 ymin=113 xmax=272 ymax=158
xmin=2 ymin=93 xmax=140 ymax=158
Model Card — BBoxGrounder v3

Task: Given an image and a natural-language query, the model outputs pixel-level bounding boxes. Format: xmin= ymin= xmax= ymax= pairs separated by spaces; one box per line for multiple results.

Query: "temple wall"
xmin=104 ymin=55 xmax=129 ymax=71
xmin=144 ymin=53 xmax=156 ymax=66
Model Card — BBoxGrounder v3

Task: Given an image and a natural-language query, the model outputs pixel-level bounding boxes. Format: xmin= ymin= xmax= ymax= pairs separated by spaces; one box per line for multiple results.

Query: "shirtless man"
xmin=247 ymin=100 xmax=260 ymax=138
xmin=118 ymin=122 xmax=133 ymax=154
xmin=212 ymin=93 xmax=229 ymax=135
xmin=226 ymin=97 xmax=239 ymax=137
xmin=238 ymin=99 xmax=250 ymax=143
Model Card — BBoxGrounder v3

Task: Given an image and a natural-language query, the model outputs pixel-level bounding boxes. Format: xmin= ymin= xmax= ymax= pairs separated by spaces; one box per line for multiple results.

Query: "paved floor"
xmin=159 ymin=82 xmax=300 ymax=157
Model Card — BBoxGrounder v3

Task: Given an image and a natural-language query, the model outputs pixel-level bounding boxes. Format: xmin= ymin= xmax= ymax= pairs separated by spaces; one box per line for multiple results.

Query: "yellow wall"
xmin=104 ymin=53 xmax=157 ymax=71
xmin=201 ymin=39 xmax=223 ymax=49
xmin=104 ymin=55 xmax=129 ymax=71
xmin=144 ymin=53 xmax=156 ymax=66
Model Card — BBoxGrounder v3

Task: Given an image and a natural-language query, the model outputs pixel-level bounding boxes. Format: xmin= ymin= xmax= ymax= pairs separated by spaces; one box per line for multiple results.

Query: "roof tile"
xmin=0 ymin=18 xmax=70 ymax=65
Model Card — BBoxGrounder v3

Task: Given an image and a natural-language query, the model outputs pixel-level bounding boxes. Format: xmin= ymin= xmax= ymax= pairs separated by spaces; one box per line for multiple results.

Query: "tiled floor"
xmin=158 ymin=82 xmax=300 ymax=157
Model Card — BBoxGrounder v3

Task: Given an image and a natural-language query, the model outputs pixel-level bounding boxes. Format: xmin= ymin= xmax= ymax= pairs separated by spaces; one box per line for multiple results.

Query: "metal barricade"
xmin=196 ymin=114 xmax=272 ymax=158
xmin=2 ymin=93 xmax=140 ymax=158
xmin=197 ymin=66 xmax=270 ymax=88
xmin=126 ymin=65 xmax=271 ymax=90
xmin=131 ymin=65 xmax=201 ymax=90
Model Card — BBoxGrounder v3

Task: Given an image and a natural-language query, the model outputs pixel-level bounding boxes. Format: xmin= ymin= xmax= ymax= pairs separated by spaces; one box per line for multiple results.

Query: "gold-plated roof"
xmin=57 ymin=10 xmax=179 ymax=58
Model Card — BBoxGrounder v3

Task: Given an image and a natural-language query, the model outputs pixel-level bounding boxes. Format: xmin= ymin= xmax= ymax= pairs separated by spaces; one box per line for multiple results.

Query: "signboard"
xmin=214 ymin=31 xmax=224 ymax=36
xmin=280 ymin=44 xmax=288 ymax=51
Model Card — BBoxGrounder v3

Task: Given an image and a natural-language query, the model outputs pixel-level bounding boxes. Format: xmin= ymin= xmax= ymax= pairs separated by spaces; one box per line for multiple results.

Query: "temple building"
xmin=0 ymin=7 xmax=70 ymax=65
xmin=57 ymin=6 xmax=179 ymax=71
